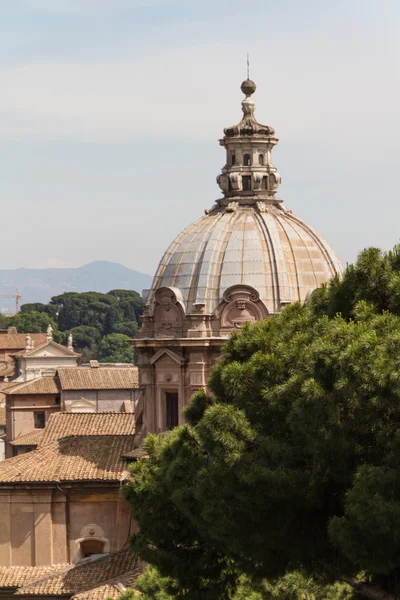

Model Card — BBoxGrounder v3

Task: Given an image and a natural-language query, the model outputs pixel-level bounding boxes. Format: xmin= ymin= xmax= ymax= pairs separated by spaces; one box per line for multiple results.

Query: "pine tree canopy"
xmin=124 ymin=246 xmax=400 ymax=600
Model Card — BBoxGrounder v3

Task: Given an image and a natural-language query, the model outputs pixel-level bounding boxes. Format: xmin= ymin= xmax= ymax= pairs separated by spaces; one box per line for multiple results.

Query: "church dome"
xmin=142 ymin=79 xmax=342 ymax=337
xmin=149 ymin=204 xmax=341 ymax=316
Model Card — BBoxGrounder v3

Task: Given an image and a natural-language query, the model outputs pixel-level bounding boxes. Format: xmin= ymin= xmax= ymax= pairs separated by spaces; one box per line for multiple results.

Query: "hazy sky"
xmin=1 ymin=0 xmax=399 ymax=275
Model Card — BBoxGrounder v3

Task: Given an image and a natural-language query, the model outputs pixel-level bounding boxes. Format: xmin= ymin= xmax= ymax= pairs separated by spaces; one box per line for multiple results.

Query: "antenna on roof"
xmin=247 ymin=53 xmax=250 ymax=80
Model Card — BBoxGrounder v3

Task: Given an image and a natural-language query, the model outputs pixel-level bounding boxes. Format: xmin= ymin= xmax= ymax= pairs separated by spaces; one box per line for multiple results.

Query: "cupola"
xmin=216 ymin=79 xmax=281 ymax=206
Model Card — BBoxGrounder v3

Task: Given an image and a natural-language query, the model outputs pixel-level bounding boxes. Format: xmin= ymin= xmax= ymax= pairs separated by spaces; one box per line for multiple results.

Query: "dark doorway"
xmin=166 ymin=392 xmax=179 ymax=430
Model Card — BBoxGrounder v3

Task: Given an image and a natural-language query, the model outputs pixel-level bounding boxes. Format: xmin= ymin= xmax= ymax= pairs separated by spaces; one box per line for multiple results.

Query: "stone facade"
xmin=132 ymin=79 xmax=343 ymax=437
xmin=0 ymin=486 xmax=131 ymax=567
xmin=0 ymin=412 xmax=136 ymax=567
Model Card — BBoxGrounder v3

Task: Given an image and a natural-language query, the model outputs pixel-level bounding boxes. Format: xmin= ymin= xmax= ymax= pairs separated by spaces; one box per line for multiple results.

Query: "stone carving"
xmin=154 ymin=288 xmax=184 ymax=338
xmin=269 ymin=172 xmax=281 ymax=192
xmin=226 ymin=201 xmax=239 ymax=213
xmin=67 ymin=333 xmax=74 ymax=351
xmin=253 ymin=172 xmax=263 ymax=190
xmin=25 ymin=334 xmax=32 ymax=352
xmin=217 ymin=174 xmax=228 ymax=192
xmin=256 ymin=201 xmax=268 ymax=213
xmin=80 ymin=523 xmax=105 ymax=539
xmin=216 ymin=285 xmax=269 ymax=331
xmin=228 ymin=172 xmax=241 ymax=191
xmin=46 ymin=324 xmax=53 ymax=341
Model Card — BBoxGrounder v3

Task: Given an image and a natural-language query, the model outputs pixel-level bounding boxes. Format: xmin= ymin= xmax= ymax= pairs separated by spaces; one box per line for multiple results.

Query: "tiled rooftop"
xmin=7 ymin=377 xmax=60 ymax=396
xmin=10 ymin=430 xmax=44 ymax=447
xmin=0 ymin=564 xmax=69 ymax=590
xmin=71 ymin=570 xmax=140 ymax=599
xmin=0 ymin=435 xmax=135 ymax=483
xmin=0 ymin=331 xmax=46 ymax=351
xmin=122 ymin=446 xmax=148 ymax=461
xmin=58 ymin=367 xmax=139 ymax=390
xmin=41 ymin=412 xmax=135 ymax=446
xmin=15 ymin=546 xmax=140 ymax=596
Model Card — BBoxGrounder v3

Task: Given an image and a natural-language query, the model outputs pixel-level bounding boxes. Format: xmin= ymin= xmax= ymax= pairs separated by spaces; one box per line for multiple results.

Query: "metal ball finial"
xmin=241 ymin=79 xmax=256 ymax=97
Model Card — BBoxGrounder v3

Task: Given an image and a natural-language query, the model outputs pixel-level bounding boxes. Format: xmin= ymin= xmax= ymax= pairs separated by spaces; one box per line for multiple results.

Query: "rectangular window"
xmin=262 ymin=176 xmax=268 ymax=190
xmin=242 ymin=175 xmax=252 ymax=191
xmin=34 ymin=412 xmax=46 ymax=429
xmin=165 ymin=392 xmax=179 ymax=430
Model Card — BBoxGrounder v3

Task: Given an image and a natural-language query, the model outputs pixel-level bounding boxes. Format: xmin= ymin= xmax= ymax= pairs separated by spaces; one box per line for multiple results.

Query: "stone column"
xmin=33 ymin=492 xmax=52 ymax=565
xmin=0 ymin=492 xmax=11 ymax=565
xmin=51 ymin=490 xmax=68 ymax=564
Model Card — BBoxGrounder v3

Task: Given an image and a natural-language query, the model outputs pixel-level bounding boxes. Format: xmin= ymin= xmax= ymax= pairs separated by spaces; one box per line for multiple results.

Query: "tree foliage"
xmin=98 ymin=333 xmax=135 ymax=363
xmin=124 ymin=246 xmax=400 ymax=599
xmin=4 ymin=290 xmax=143 ymax=362
xmin=114 ymin=566 xmax=354 ymax=600
xmin=7 ymin=311 xmax=62 ymax=342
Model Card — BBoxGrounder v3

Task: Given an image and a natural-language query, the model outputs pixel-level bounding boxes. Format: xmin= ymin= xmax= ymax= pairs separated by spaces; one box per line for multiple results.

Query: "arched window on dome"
xmin=262 ymin=176 xmax=268 ymax=190
xmin=259 ymin=154 xmax=264 ymax=165
xmin=243 ymin=153 xmax=251 ymax=166
xmin=231 ymin=153 xmax=236 ymax=165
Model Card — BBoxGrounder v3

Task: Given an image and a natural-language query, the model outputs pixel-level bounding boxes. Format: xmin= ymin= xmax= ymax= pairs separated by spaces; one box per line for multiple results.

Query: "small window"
xmin=259 ymin=154 xmax=264 ymax=165
xmin=166 ymin=392 xmax=179 ymax=430
xmin=34 ymin=412 xmax=45 ymax=429
xmin=243 ymin=153 xmax=251 ymax=166
xmin=231 ymin=154 xmax=236 ymax=165
xmin=262 ymin=176 xmax=268 ymax=190
xmin=80 ymin=539 xmax=105 ymax=558
xmin=242 ymin=176 xmax=252 ymax=191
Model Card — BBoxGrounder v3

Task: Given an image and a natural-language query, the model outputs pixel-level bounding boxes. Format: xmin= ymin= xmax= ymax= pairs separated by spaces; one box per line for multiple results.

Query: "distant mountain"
xmin=0 ymin=261 xmax=153 ymax=312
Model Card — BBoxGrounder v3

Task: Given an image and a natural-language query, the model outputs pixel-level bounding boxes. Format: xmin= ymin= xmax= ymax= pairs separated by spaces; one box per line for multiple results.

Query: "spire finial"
xmin=247 ymin=53 xmax=250 ymax=80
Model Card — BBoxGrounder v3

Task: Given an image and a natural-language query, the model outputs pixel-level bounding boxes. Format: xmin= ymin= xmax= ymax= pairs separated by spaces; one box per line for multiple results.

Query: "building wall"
xmin=137 ymin=344 xmax=222 ymax=434
xmin=0 ymin=427 xmax=4 ymax=462
xmin=18 ymin=356 xmax=77 ymax=382
xmin=0 ymin=486 xmax=131 ymax=567
xmin=5 ymin=395 xmax=59 ymax=457
xmin=63 ymin=389 xmax=135 ymax=413
xmin=68 ymin=488 xmax=132 ymax=563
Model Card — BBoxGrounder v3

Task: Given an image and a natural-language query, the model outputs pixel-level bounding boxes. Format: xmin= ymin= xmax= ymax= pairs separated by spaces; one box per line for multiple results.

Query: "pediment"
xmin=70 ymin=398 xmax=96 ymax=409
xmin=25 ymin=340 xmax=78 ymax=358
xmin=150 ymin=348 xmax=185 ymax=366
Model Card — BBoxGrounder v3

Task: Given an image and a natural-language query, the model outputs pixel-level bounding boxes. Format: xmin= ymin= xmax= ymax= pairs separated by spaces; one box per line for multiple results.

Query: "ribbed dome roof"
xmin=148 ymin=204 xmax=342 ymax=316
xmin=146 ymin=79 xmax=342 ymax=321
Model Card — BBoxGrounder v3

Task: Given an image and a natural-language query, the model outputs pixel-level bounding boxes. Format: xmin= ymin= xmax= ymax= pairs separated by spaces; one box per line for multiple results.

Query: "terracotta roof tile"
xmin=122 ymin=446 xmax=149 ymax=461
xmin=71 ymin=570 xmax=140 ymax=599
xmin=0 ymin=435 xmax=135 ymax=483
xmin=58 ymin=367 xmax=138 ymax=390
xmin=15 ymin=547 xmax=139 ymax=596
xmin=7 ymin=377 xmax=60 ymax=395
xmin=10 ymin=429 xmax=44 ymax=447
xmin=0 ymin=564 xmax=69 ymax=589
xmin=41 ymin=412 xmax=135 ymax=446
xmin=0 ymin=332 xmax=47 ymax=351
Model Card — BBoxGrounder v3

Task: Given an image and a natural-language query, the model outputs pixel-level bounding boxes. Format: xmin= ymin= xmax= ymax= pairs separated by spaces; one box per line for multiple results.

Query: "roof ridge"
xmin=21 ymin=339 xmax=80 ymax=357
xmin=71 ymin=564 xmax=141 ymax=598
xmin=16 ymin=546 xmax=135 ymax=595
xmin=55 ymin=411 xmax=133 ymax=416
